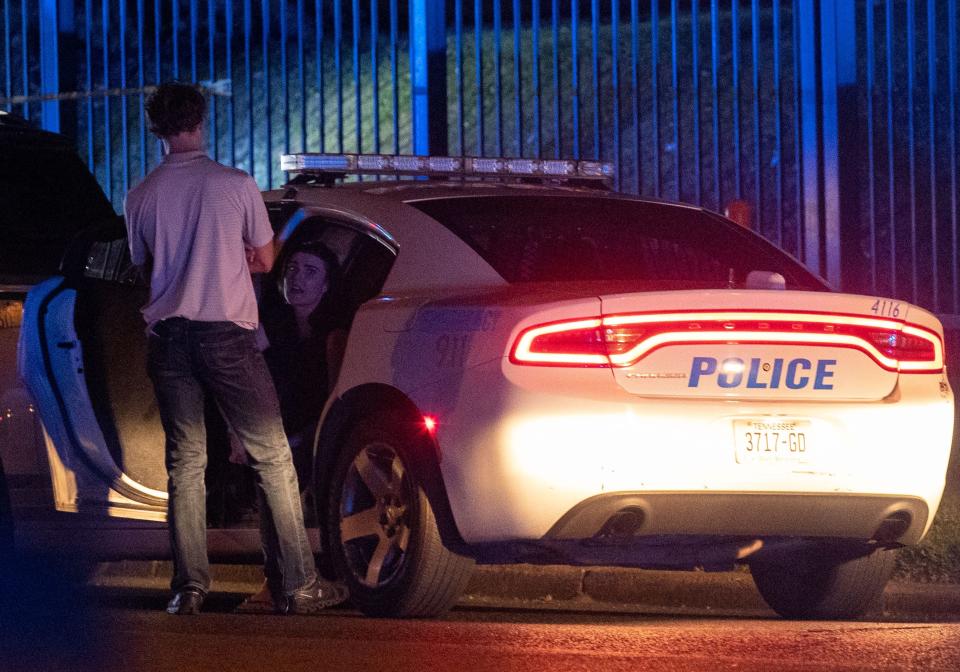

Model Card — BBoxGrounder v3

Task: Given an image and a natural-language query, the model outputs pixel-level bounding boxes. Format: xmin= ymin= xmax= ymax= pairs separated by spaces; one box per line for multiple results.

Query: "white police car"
xmin=17 ymin=154 xmax=954 ymax=619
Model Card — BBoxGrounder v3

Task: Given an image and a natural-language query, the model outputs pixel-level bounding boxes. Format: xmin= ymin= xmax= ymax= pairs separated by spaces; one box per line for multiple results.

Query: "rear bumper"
xmin=546 ymin=491 xmax=929 ymax=545
xmin=425 ymin=361 xmax=953 ymax=545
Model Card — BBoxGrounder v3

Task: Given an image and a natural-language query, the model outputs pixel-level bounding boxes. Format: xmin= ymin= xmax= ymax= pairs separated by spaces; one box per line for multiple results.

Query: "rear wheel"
xmin=326 ymin=414 xmax=474 ymax=617
xmin=750 ymin=542 xmax=896 ymax=619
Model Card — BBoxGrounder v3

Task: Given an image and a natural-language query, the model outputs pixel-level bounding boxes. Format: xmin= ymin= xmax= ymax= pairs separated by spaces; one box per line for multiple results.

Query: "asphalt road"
xmin=3 ymin=586 xmax=959 ymax=672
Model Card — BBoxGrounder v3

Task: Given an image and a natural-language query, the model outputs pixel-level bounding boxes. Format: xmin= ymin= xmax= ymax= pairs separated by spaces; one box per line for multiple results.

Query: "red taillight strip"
xmin=511 ymin=318 xmax=607 ymax=366
xmin=603 ymin=310 xmax=904 ymax=330
xmin=899 ymin=324 xmax=945 ymax=372
xmin=603 ymin=312 xmax=943 ymax=372
xmin=510 ymin=311 xmax=944 ymax=372
xmin=606 ymin=331 xmax=906 ymax=369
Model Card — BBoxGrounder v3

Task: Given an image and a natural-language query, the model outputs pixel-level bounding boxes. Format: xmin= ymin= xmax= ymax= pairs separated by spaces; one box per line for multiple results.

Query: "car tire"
xmin=326 ymin=413 xmax=475 ymax=617
xmin=749 ymin=542 xmax=896 ymax=620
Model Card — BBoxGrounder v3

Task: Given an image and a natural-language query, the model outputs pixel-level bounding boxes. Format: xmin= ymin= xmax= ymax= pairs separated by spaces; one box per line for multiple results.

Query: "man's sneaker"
xmin=166 ymin=588 xmax=205 ymax=615
xmin=283 ymin=578 xmax=349 ymax=614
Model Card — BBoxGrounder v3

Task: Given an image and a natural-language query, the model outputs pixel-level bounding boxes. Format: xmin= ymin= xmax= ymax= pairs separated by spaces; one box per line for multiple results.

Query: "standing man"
xmin=124 ymin=82 xmax=347 ymax=615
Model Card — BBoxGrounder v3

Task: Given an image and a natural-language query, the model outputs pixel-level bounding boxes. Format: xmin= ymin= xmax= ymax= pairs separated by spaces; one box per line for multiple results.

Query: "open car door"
xmin=2 ymin=114 xmax=128 ymax=534
xmin=19 ymin=221 xmax=169 ymax=521
xmin=18 ymin=205 xmax=398 ymax=528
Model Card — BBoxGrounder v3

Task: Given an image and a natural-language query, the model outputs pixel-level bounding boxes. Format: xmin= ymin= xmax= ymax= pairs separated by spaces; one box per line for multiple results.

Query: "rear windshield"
xmin=410 ymin=195 xmax=827 ymax=291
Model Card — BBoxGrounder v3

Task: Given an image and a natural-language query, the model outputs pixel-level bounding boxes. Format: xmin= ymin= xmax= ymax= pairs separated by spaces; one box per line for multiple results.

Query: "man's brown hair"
xmin=145 ymin=82 xmax=206 ymax=138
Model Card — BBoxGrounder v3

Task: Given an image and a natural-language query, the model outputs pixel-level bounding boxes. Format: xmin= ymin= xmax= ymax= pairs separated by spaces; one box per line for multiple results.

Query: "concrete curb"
xmin=90 ymin=561 xmax=960 ymax=620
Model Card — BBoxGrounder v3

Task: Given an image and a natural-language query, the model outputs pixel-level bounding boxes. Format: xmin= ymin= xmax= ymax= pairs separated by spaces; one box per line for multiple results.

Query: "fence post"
xmin=409 ymin=0 xmax=447 ymax=155
xmin=37 ymin=0 xmax=80 ymax=137
xmin=797 ymin=0 xmax=854 ymax=288
xmin=38 ymin=0 xmax=60 ymax=132
xmin=830 ymin=1 xmax=861 ymax=294
xmin=821 ymin=0 xmax=857 ymax=291
xmin=797 ymin=0 xmax=821 ymax=276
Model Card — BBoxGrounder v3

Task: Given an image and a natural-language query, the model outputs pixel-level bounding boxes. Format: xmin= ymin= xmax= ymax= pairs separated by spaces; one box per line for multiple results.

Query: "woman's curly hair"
xmin=145 ymin=82 xmax=206 ymax=137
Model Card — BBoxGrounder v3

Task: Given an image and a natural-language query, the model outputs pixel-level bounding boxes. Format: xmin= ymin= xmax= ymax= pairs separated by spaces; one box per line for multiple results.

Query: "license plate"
xmin=733 ymin=419 xmax=812 ymax=464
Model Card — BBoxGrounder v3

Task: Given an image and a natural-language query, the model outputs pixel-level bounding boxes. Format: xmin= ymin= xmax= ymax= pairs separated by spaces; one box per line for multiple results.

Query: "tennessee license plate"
xmin=734 ymin=419 xmax=812 ymax=464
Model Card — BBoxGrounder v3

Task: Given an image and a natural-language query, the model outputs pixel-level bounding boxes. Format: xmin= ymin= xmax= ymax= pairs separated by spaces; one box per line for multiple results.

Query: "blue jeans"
xmin=147 ymin=318 xmax=317 ymax=595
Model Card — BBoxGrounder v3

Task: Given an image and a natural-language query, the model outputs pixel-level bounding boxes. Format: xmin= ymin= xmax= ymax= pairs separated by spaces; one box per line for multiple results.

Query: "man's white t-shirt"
xmin=124 ymin=150 xmax=273 ymax=330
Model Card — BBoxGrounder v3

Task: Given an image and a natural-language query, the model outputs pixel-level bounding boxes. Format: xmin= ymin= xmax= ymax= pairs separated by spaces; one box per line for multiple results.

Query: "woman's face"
xmin=282 ymin=251 xmax=329 ymax=309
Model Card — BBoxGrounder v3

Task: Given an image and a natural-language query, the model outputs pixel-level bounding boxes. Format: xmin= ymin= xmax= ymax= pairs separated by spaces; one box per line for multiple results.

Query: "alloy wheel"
xmin=338 ymin=441 xmax=412 ymax=588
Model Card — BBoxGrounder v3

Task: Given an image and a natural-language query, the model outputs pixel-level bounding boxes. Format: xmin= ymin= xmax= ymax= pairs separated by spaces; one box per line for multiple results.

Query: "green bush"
xmin=896 ymin=490 xmax=960 ymax=583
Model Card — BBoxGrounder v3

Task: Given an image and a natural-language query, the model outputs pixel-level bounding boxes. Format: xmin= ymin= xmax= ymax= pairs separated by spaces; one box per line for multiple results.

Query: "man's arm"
xmin=246 ymin=240 xmax=275 ymax=274
xmin=241 ymin=175 xmax=275 ymax=273
xmin=124 ymin=194 xmax=152 ymax=284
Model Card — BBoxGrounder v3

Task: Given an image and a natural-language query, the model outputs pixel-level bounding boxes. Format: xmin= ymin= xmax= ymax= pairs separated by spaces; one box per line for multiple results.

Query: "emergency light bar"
xmin=279 ymin=152 xmax=614 ymax=181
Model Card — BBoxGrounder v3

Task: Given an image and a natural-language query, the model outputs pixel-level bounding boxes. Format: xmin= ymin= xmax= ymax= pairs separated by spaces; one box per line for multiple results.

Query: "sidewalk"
xmin=90 ymin=561 xmax=960 ymax=621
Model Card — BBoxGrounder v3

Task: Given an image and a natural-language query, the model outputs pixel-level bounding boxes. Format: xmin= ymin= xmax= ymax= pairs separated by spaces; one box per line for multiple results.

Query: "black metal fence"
xmin=2 ymin=1 xmax=959 ymax=315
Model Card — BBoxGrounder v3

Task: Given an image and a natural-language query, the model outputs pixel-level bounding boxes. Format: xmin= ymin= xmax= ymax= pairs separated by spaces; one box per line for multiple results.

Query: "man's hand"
xmin=246 ymin=241 xmax=275 ymax=274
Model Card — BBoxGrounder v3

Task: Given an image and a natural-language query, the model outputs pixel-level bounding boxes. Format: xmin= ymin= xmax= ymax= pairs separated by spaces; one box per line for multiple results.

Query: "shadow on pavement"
xmin=89 ymin=585 xmax=249 ymax=614
xmin=0 ymin=550 xmax=109 ymax=672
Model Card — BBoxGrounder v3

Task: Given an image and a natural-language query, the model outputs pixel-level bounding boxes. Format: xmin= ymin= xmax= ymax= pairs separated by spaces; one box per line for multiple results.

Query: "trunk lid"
xmin=599 ymin=289 xmax=926 ymax=401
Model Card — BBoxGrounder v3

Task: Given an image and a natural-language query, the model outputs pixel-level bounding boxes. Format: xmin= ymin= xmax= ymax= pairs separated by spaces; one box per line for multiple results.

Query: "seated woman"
xmin=261 ymin=241 xmax=350 ymax=484
xmin=235 ymin=242 xmax=351 ymax=609
xmin=228 ymin=241 xmax=349 ymax=485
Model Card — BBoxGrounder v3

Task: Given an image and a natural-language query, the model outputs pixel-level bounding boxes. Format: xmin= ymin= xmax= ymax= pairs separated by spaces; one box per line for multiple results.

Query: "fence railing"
xmin=3 ymin=1 xmax=960 ymax=316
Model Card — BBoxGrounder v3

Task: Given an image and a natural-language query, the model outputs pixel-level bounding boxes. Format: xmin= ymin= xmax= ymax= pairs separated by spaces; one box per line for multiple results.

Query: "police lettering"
xmin=688 ymin=357 xmax=836 ymax=390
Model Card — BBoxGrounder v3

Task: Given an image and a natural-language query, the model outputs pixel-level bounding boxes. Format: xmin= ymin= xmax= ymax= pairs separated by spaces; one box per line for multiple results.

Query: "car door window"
xmin=83 ymin=238 xmax=141 ymax=285
xmin=275 ymin=215 xmax=397 ymax=315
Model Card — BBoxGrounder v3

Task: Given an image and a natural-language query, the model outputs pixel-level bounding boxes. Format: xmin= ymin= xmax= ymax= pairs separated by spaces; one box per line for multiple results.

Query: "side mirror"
xmin=745 ymin=270 xmax=786 ymax=290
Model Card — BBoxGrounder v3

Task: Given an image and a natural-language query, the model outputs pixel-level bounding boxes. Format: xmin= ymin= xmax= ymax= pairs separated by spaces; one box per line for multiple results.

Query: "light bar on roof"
xmin=470 ymin=157 xmax=503 ymax=174
xmin=280 ymin=154 xmax=356 ymax=172
xmin=356 ymin=154 xmax=390 ymax=170
xmin=391 ymin=155 xmax=426 ymax=172
xmin=541 ymin=159 xmax=577 ymax=176
xmin=426 ymin=156 xmax=463 ymax=172
xmin=505 ymin=158 xmax=538 ymax=174
xmin=578 ymin=160 xmax=616 ymax=178
xmin=279 ymin=152 xmax=614 ymax=181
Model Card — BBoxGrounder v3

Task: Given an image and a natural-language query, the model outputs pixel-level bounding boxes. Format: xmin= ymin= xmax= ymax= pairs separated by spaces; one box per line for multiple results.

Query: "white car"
xmin=17 ymin=154 xmax=954 ymax=619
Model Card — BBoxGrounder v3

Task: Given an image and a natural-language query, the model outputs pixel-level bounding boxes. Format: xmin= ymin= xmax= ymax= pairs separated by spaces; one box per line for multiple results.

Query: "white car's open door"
xmin=19 ymin=225 xmax=168 ymax=521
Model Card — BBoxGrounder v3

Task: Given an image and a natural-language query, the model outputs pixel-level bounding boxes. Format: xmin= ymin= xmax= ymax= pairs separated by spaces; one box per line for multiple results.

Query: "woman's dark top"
xmin=261 ymin=293 xmax=350 ymax=437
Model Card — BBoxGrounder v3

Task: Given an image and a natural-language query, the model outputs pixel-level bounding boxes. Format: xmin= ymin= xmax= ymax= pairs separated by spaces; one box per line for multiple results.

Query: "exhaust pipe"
xmin=873 ymin=511 xmax=912 ymax=543
xmin=597 ymin=507 xmax=646 ymax=539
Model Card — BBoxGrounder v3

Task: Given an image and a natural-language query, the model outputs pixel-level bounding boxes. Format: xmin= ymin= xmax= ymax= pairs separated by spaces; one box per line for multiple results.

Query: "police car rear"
xmin=278 ymin=154 xmax=952 ymax=620
xmin=401 ymin=190 xmax=953 ymax=620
